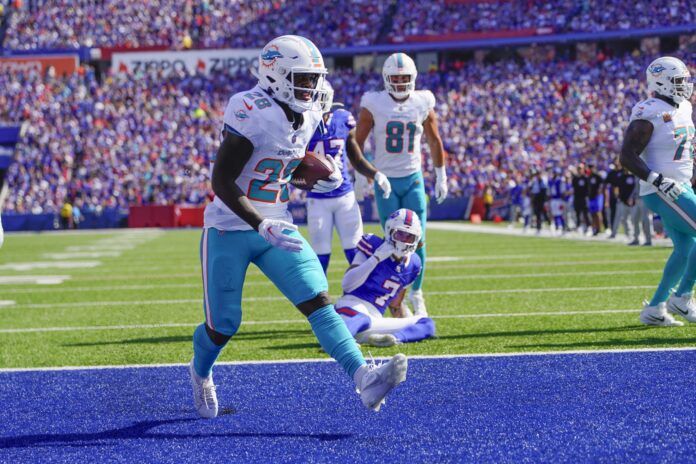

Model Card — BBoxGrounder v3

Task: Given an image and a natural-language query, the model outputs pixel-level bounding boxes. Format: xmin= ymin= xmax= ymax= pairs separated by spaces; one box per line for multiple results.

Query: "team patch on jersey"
xmin=235 ymin=109 xmax=249 ymax=121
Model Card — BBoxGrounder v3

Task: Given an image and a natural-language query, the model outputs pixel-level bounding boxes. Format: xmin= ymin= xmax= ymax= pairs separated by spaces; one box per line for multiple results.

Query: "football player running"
xmin=620 ymin=56 xmax=695 ymax=326
xmin=190 ymin=35 xmax=407 ymax=418
xmin=356 ymin=52 xmax=448 ymax=316
xmin=336 ymin=209 xmax=436 ymax=347
xmin=306 ymin=80 xmax=392 ymax=273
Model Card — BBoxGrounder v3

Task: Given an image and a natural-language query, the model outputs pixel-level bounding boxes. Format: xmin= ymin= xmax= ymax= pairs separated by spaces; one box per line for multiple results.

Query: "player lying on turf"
xmin=619 ymin=56 xmax=695 ymax=326
xmin=335 ymin=208 xmax=436 ymax=347
xmin=189 ymin=35 xmax=407 ymax=418
xmin=306 ymin=79 xmax=391 ymax=274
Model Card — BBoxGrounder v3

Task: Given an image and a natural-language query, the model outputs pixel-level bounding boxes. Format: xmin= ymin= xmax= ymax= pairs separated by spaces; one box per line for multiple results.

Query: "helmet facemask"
xmin=384 ymin=73 xmax=415 ymax=99
xmin=318 ymin=80 xmax=334 ymax=113
xmin=670 ymin=75 xmax=694 ymax=103
xmin=389 ymin=228 xmax=419 ymax=258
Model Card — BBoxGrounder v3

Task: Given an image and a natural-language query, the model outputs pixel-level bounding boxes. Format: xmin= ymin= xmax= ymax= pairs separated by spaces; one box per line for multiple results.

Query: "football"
xmin=290 ymin=151 xmax=335 ymax=190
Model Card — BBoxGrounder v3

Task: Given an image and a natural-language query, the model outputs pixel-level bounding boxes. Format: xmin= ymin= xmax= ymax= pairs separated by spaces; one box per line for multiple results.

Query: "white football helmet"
xmin=257 ymin=35 xmax=328 ymax=113
xmin=318 ymin=79 xmax=334 ymax=113
xmin=382 ymin=52 xmax=417 ymax=99
xmin=384 ymin=208 xmax=422 ymax=258
xmin=646 ymin=56 xmax=693 ymax=104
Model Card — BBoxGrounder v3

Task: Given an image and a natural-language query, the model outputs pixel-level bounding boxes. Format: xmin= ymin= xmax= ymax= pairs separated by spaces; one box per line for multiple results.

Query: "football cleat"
xmin=366 ymin=333 xmax=399 ymax=347
xmin=667 ymin=293 xmax=696 ymax=323
xmin=357 ymin=354 xmax=408 ymax=412
xmin=409 ymin=289 xmax=428 ymax=317
xmin=639 ymin=301 xmax=684 ymax=327
xmin=189 ymin=358 xmax=219 ymax=418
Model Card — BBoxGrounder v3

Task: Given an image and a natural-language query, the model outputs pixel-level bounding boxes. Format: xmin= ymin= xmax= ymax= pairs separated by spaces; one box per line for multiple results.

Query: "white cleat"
xmin=409 ymin=289 xmax=428 ymax=317
xmin=639 ymin=302 xmax=684 ymax=327
xmin=667 ymin=293 xmax=696 ymax=323
xmin=357 ymin=354 xmax=408 ymax=412
xmin=366 ymin=333 xmax=399 ymax=347
xmin=189 ymin=358 xmax=219 ymax=418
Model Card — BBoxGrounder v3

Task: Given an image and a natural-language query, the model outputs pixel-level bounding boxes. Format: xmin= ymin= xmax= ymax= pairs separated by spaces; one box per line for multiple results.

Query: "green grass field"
xmin=1 ymin=224 xmax=694 ymax=369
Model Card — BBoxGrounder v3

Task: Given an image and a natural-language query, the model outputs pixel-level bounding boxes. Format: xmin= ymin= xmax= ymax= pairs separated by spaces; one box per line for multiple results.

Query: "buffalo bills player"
xmin=306 ymin=80 xmax=391 ymax=273
xmin=335 ymin=208 xmax=436 ymax=347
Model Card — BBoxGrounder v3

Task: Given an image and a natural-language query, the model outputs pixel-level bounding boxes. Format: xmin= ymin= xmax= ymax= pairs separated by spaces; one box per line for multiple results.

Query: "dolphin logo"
xmin=261 ymin=50 xmax=283 ymax=62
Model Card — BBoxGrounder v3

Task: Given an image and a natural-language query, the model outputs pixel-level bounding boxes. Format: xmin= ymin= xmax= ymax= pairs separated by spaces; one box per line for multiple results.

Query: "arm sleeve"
xmin=342 ymin=253 xmax=379 ymax=293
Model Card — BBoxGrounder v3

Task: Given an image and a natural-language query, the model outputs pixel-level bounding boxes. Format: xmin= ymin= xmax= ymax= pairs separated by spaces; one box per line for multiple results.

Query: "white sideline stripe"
xmin=0 ymin=261 xmax=101 ymax=271
xmin=0 ymin=308 xmax=642 ymax=334
xmin=0 ymin=269 xmax=665 ymax=294
xmin=0 ymin=301 xmax=15 ymax=307
xmin=44 ymin=252 xmax=122 ymax=259
xmin=3 ymin=285 xmax=657 ymax=309
xmin=427 ymin=222 xmax=673 ymax=247
xmin=0 ymin=275 xmax=71 ymax=285
xmin=2 ymin=347 xmax=695 ymax=373
xmin=65 ymin=245 xmax=135 ymax=251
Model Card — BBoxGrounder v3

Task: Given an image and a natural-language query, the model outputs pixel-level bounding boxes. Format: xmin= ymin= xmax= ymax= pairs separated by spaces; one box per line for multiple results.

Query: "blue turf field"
xmin=2 ymin=351 xmax=696 ymax=463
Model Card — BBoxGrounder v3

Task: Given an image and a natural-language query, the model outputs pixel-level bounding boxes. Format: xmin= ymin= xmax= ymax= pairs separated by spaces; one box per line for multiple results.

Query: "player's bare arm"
xmin=211 ymin=132 xmax=264 ymax=230
xmin=423 ymin=109 xmax=446 ymax=168
xmin=424 ymin=109 xmax=449 ymax=203
xmin=345 ymin=129 xmax=378 ymax=179
xmin=620 ymin=119 xmax=654 ymax=181
xmin=355 ymin=108 xmax=374 ymax=152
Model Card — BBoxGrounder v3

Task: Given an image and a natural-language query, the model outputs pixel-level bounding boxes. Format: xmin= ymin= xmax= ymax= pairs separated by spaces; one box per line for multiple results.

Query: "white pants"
xmin=306 ymin=191 xmax=363 ymax=255
xmin=550 ymin=199 xmax=565 ymax=217
xmin=335 ymin=294 xmax=427 ymax=344
xmin=0 ymin=215 xmax=4 ymax=249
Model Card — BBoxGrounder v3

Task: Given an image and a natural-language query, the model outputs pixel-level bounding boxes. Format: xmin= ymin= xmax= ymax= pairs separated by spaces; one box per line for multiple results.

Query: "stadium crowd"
xmin=3 ymin=0 xmax=694 ymax=51
xmin=3 ymin=47 xmax=694 ymax=215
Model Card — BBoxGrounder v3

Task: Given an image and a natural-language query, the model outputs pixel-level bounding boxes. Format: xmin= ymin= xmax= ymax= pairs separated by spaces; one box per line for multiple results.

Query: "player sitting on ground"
xmin=335 ymin=208 xmax=436 ymax=347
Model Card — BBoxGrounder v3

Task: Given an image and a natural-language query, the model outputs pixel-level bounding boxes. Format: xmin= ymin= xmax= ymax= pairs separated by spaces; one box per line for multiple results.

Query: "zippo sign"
xmin=111 ymin=49 xmax=261 ymax=75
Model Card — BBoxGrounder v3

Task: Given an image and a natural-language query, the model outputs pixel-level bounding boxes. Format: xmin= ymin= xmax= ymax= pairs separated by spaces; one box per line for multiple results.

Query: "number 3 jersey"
xmin=204 ymin=85 xmax=322 ymax=231
xmin=307 ymin=108 xmax=355 ymax=199
xmin=346 ymin=234 xmax=422 ymax=314
xmin=360 ymin=89 xmax=435 ymax=178
xmin=630 ymin=97 xmax=695 ymax=196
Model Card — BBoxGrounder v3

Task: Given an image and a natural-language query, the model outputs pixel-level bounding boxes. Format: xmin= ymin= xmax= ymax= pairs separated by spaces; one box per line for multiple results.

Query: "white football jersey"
xmin=204 ymin=85 xmax=322 ymax=230
xmin=630 ymin=97 xmax=695 ymax=196
xmin=360 ymin=90 xmax=436 ymax=178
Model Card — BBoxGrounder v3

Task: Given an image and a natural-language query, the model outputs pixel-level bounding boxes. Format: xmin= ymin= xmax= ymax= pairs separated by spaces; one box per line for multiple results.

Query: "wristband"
xmin=646 ymin=171 xmax=661 ymax=186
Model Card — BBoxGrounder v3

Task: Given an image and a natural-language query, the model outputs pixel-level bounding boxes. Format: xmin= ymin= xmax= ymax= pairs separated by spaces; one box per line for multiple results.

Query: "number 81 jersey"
xmin=360 ymin=89 xmax=435 ymax=178
xmin=204 ymin=85 xmax=322 ymax=231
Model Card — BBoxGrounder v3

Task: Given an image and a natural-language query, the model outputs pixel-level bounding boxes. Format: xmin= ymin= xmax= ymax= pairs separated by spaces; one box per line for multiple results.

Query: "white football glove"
xmin=648 ymin=171 xmax=684 ymax=202
xmin=435 ymin=166 xmax=448 ymax=204
xmin=374 ymin=171 xmax=392 ymax=199
xmin=373 ymin=241 xmax=395 ymax=262
xmin=311 ymin=155 xmax=343 ymax=194
xmin=258 ymin=218 xmax=303 ymax=252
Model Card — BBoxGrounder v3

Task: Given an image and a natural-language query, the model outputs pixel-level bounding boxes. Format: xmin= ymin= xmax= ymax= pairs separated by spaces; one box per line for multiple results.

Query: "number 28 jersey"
xmin=630 ymin=97 xmax=695 ymax=196
xmin=360 ymin=90 xmax=436 ymax=178
xmin=346 ymin=234 xmax=422 ymax=314
xmin=204 ymin=85 xmax=322 ymax=231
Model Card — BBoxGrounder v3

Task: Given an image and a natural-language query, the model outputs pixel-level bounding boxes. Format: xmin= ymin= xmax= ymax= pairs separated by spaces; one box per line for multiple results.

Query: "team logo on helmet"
xmin=261 ymin=46 xmax=283 ymax=68
xmin=649 ymin=64 xmax=666 ymax=76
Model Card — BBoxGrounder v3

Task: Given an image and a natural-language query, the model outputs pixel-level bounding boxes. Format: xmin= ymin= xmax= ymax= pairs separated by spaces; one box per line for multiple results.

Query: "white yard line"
xmin=43 ymin=252 xmax=122 ymax=259
xmin=0 ymin=301 xmax=15 ymax=307
xmin=0 ymin=261 xmax=101 ymax=271
xmin=2 ymin=285 xmax=656 ymax=309
xmin=0 ymin=275 xmax=71 ymax=285
xmin=0 ymin=269 xmax=664 ymax=294
xmin=0 ymin=308 xmax=642 ymax=334
xmin=2 ymin=347 xmax=694 ymax=373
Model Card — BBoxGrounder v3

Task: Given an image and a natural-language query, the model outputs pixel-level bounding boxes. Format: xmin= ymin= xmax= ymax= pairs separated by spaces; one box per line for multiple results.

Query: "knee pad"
xmin=296 ymin=291 xmax=332 ymax=317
